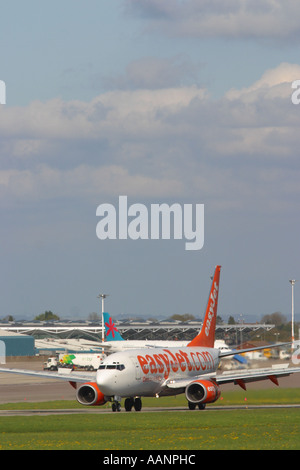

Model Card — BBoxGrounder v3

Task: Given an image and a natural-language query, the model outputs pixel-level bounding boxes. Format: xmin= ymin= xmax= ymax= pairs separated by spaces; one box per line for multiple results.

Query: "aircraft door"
xmin=130 ymin=357 xmax=141 ymax=381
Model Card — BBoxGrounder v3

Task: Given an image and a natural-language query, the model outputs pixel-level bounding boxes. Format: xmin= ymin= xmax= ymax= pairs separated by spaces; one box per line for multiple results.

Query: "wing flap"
xmin=215 ymin=365 xmax=300 ymax=388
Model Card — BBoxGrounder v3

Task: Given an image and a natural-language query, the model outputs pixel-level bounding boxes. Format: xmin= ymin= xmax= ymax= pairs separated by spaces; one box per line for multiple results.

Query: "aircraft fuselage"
xmin=96 ymin=346 xmax=220 ymax=398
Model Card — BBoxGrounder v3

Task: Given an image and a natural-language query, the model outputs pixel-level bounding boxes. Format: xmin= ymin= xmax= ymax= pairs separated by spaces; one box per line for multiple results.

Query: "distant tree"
xmin=228 ymin=316 xmax=236 ymax=325
xmin=88 ymin=312 xmax=100 ymax=322
xmin=2 ymin=315 xmax=14 ymax=322
xmin=261 ymin=312 xmax=287 ymax=326
xmin=34 ymin=310 xmax=60 ymax=321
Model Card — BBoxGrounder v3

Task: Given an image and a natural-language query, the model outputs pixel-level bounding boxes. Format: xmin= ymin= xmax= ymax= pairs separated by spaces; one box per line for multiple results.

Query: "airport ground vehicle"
xmin=43 ymin=357 xmax=59 ymax=371
xmin=43 ymin=353 xmax=106 ymax=371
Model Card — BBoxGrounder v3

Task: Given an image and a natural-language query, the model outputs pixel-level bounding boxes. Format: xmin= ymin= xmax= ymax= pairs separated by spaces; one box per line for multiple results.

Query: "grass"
xmin=0 ymin=389 xmax=299 ymax=450
xmin=0 ymin=409 xmax=299 ymax=450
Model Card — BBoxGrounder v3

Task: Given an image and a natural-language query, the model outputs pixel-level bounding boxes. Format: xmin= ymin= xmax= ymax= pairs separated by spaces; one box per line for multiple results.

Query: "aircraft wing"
xmin=98 ymin=343 xmax=112 ymax=349
xmin=215 ymin=365 xmax=300 ymax=388
xmin=218 ymin=341 xmax=291 ymax=358
xmin=165 ymin=365 xmax=300 ymax=391
xmin=0 ymin=367 xmax=96 ymax=384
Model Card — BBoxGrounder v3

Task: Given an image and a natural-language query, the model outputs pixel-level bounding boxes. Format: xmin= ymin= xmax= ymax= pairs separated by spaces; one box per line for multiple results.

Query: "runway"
xmin=0 ymin=403 xmax=299 ymax=417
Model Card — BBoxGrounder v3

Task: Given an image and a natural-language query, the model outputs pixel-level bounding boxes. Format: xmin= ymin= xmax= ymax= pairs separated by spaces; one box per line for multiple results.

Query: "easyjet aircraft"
xmin=1 ymin=265 xmax=299 ymax=412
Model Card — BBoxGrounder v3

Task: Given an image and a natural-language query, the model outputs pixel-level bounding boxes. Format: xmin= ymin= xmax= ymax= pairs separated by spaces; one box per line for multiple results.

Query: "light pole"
xmin=289 ymin=280 xmax=298 ymax=350
xmin=97 ymin=294 xmax=109 ymax=344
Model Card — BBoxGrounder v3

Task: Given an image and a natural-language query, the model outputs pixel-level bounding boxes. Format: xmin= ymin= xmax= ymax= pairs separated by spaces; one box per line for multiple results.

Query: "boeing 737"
xmin=0 ymin=265 xmax=299 ymax=412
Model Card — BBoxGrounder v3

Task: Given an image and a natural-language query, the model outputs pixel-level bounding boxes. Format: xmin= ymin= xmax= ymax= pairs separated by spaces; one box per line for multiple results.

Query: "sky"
xmin=1 ymin=0 xmax=300 ymax=325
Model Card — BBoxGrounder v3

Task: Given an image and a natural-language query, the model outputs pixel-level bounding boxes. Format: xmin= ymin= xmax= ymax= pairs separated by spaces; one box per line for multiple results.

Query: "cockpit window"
xmin=98 ymin=364 xmax=125 ymax=371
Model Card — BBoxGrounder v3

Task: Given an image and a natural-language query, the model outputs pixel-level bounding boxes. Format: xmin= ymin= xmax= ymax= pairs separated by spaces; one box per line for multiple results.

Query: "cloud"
xmin=0 ymin=165 xmax=183 ymax=207
xmin=125 ymin=0 xmax=300 ymax=41
xmin=102 ymin=55 xmax=202 ymax=90
xmin=226 ymin=62 xmax=300 ymax=102
xmin=0 ymin=63 xmax=300 ymax=214
xmin=0 ymin=87 xmax=205 ymax=206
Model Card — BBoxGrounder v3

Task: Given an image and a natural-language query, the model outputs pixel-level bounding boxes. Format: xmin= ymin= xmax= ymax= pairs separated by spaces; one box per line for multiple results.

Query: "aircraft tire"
xmin=112 ymin=402 xmax=121 ymax=412
xmin=134 ymin=397 xmax=142 ymax=411
xmin=125 ymin=398 xmax=134 ymax=411
xmin=198 ymin=404 xmax=206 ymax=410
xmin=188 ymin=401 xmax=196 ymax=410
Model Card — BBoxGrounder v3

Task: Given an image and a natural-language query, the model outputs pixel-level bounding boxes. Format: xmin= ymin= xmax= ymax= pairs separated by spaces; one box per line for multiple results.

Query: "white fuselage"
xmin=96 ymin=346 xmax=220 ymax=398
xmin=103 ymin=339 xmax=233 ymax=354
xmin=104 ymin=340 xmax=188 ymax=353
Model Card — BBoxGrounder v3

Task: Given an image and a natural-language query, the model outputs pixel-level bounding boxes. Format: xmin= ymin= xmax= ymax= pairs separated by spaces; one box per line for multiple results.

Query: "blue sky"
xmin=1 ymin=1 xmax=300 ymax=326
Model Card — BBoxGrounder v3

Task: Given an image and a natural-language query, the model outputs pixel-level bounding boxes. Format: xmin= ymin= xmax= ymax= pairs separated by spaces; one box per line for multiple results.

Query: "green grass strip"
xmin=0 ymin=409 xmax=299 ymax=450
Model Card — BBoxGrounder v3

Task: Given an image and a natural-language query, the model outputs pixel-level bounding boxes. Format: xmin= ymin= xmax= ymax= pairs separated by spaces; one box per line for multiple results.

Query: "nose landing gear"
xmin=111 ymin=395 xmax=122 ymax=412
xmin=111 ymin=401 xmax=121 ymax=412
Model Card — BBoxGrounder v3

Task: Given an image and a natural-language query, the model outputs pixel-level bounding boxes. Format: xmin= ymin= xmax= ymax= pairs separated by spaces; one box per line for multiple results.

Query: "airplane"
xmin=101 ymin=311 xmax=234 ymax=355
xmin=0 ymin=265 xmax=299 ymax=412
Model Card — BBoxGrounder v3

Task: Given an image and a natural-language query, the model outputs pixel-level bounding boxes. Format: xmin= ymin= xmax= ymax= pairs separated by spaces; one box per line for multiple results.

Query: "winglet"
xmin=103 ymin=312 xmax=124 ymax=341
xmin=187 ymin=265 xmax=221 ymax=348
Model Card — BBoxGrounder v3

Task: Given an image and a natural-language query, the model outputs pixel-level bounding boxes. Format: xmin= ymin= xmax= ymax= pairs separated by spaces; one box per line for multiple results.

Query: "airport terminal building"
xmin=0 ymin=329 xmax=35 ymax=357
xmin=0 ymin=319 xmax=276 ymax=357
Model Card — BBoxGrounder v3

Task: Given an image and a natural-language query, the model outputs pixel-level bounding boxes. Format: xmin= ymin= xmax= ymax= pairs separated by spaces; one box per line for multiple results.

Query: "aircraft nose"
xmin=96 ymin=370 xmax=116 ymax=395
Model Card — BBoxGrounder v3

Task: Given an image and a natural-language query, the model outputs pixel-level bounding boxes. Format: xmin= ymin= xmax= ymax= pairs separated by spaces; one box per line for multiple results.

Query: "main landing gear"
xmin=188 ymin=401 xmax=206 ymax=410
xmin=124 ymin=397 xmax=142 ymax=412
xmin=111 ymin=397 xmax=142 ymax=412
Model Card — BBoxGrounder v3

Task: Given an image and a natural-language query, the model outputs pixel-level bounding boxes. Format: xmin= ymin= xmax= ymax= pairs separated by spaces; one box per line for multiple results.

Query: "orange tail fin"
xmin=188 ymin=265 xmax=221 ymax=348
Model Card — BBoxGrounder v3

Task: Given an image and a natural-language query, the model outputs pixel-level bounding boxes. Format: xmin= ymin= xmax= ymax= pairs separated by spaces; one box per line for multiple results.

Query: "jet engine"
xmin=76 ymin=382 xmax=107 ymax=406
xmin=185 ymin=379 xmax=221 ymax=404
